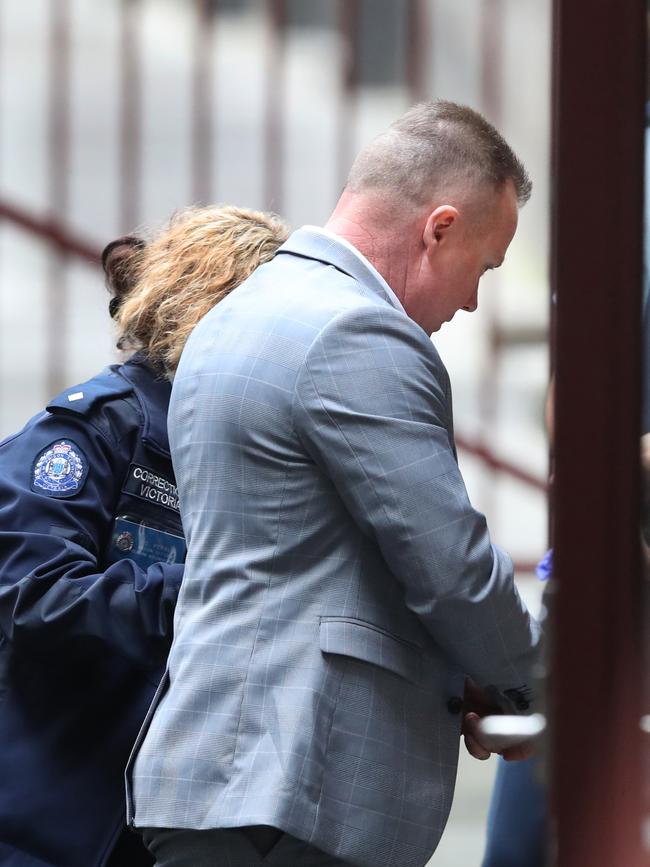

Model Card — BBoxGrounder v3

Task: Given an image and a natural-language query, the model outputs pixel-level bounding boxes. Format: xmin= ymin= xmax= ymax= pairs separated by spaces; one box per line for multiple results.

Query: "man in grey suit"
xmin=127 ymin=100 xmax=541 ymax=867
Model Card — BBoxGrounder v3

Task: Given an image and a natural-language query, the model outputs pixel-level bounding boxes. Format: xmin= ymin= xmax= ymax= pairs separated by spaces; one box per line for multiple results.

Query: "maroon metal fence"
xmin=0 ymin=0 xmax=548 ymax=577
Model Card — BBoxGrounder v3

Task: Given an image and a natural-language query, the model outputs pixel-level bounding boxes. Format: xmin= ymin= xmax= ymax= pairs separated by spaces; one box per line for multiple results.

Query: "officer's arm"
xmin=0 ymin=414 xmax=182 ymax=667
xmin=292 ymin=306 xmax=540 ymax=711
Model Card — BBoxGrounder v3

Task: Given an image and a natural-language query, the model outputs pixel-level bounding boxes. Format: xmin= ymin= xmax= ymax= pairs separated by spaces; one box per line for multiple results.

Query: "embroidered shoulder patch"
xmin=31 ymin=439 xmax=89 ymax=498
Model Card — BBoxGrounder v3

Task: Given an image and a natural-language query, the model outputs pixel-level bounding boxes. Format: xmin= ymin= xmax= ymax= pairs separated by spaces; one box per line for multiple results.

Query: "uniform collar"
xmin=276 ymin=226 xmax=406 ymax=314
xmin=116 ymin=354 xmax=172 ymax=457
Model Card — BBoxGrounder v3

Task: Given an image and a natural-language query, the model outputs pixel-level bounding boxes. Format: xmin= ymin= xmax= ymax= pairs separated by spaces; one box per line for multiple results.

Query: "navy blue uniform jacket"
xmin=0 ymin=355 xmax=184 ymax=867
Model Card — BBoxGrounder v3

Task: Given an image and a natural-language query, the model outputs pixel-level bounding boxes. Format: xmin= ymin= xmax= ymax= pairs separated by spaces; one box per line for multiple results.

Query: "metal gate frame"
xmin=550 ymin=0 xmax=646 ymax=863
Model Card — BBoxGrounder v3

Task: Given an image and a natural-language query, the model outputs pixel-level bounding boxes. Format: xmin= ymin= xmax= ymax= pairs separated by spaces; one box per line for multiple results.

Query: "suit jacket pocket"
xmin=319 ymin=616 xmax=422 ymax=684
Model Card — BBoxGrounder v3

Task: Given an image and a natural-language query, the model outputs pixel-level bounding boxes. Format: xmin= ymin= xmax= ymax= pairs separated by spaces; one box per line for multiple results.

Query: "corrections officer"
xmin=0 ymin=207 xmax=288 ymax=867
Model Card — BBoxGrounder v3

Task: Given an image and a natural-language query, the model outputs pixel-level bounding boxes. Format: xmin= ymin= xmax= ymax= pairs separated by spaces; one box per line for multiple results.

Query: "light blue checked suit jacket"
xmin=127 ymin=228 xmax=540 ymax=867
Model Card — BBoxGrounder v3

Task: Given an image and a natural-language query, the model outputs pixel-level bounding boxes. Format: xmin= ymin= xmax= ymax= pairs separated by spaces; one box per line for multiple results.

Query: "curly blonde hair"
xmin=111 ymin=205 xmax=289 ymax=377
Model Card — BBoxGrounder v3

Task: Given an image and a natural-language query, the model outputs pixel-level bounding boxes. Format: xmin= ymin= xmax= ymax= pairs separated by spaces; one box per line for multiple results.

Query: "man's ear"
xmin=423 ymin=205 xmax=460 ymax=251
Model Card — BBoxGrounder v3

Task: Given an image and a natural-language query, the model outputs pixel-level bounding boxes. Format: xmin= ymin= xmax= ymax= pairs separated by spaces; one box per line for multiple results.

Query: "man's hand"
xmin=461 ymin=678 xmax=535 ymax=762
xmin=462 ymin=711 xmax=492 ymax=761
xmin=462 ymin=711 xmax=535 ymax=762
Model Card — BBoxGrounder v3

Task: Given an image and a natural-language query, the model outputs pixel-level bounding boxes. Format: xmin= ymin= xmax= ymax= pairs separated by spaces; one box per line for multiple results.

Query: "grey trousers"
xmin=140 ymin=826 xmax=352 ymax=866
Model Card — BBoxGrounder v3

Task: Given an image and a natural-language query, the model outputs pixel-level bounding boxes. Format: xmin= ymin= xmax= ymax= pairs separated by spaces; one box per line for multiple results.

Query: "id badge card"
xmin=107 ymin=517 xmax=186 ymax=569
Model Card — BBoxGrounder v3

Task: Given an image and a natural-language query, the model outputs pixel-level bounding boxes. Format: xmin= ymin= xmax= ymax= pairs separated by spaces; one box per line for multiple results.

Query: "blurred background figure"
xmin=0 ymin=205 xmax=287 ymax=867
xmin=0 ymin=2 xmax=551 ymax=864
xmin=481 ymin=376 xmax=554 ymax=867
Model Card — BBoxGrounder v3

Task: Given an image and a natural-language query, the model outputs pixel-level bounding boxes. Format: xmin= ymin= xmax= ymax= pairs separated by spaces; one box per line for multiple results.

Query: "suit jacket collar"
xmin=276 ymin=227 xmax=406 ymax=314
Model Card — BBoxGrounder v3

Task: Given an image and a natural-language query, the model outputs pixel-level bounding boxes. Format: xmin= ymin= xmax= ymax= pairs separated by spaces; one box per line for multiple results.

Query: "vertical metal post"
xmin=336 ymin=0 xmax=360 ymax=191
xmin=120 ymin=0 xmax=141 ymax=232
xmin=264 ymin=0 xmax=287 ymax=213
xmin=192 ymin=0 xmax=217 ymax=204
xmin=478 ymin=0 xmax=504 ymax=523
xmin=47 ymin=0 xmax=71 ymax=397
xmin=550 ymin=0 xmax=645 ymax=863
xmin=406 ymin=0 xmax=428 ymax=104
xmin=480 ymin=0 xmax=503 ymax=121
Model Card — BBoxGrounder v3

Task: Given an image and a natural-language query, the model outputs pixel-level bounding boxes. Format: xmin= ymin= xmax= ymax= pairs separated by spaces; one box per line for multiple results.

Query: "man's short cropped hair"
xmin=346 ymin=99 xmax=532 ymax=208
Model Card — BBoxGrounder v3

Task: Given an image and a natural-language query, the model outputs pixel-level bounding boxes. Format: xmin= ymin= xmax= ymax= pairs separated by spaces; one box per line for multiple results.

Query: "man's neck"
xmin=324 ymin=191 xmax=420 ymax=305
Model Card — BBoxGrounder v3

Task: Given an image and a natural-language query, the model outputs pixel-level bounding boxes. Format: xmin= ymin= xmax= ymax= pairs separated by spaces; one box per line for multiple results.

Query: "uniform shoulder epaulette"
xmin=46 ymin=369 xmax=134 ymax=417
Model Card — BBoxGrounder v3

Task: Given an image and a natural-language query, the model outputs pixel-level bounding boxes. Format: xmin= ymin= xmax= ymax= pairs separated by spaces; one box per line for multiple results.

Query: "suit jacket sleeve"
xmin=292 ymin=303 xmax=540 ymax=709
